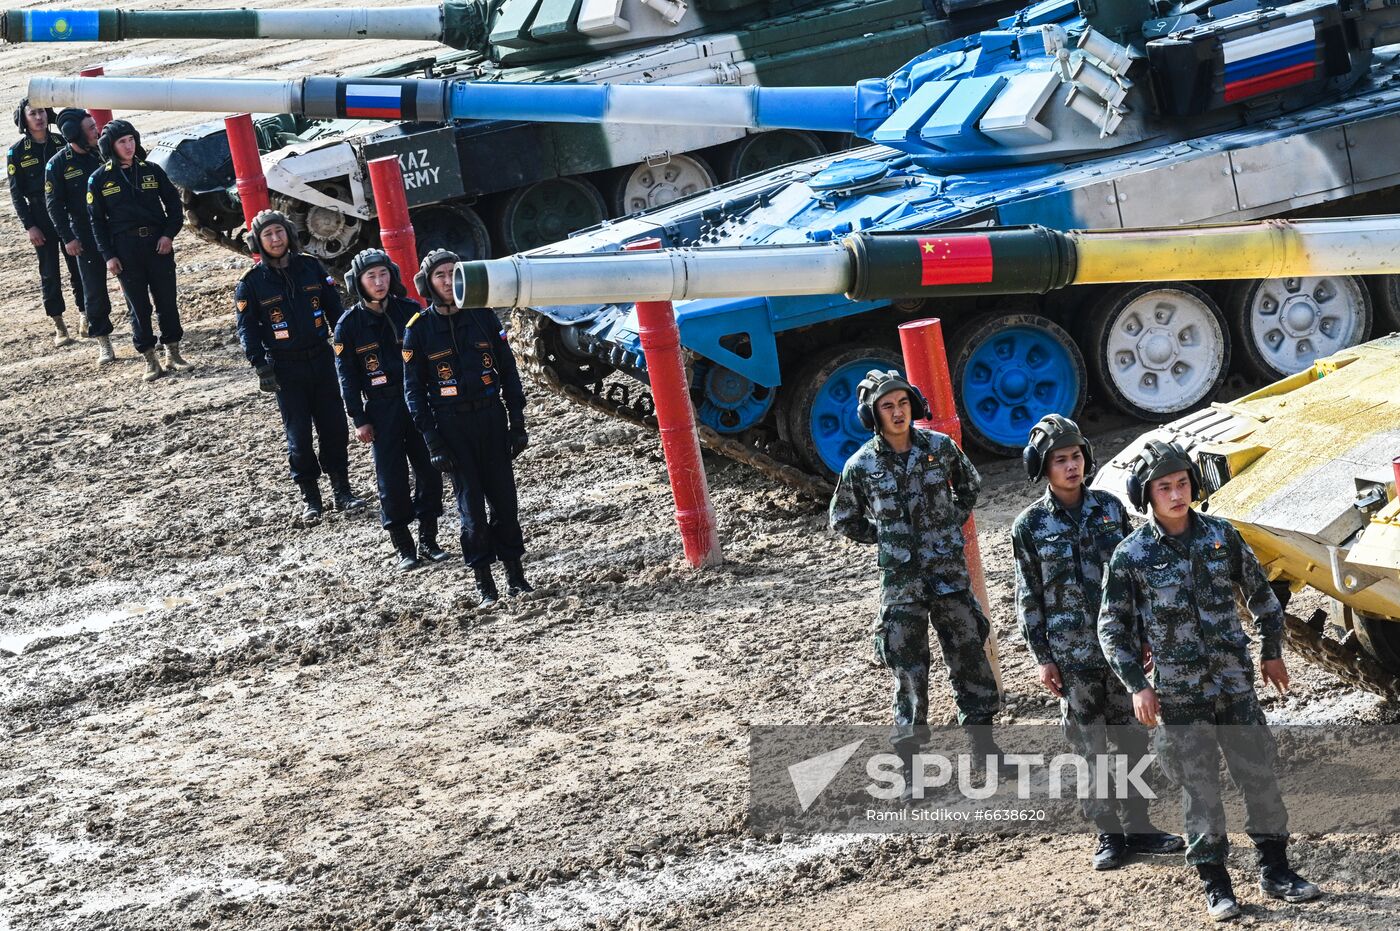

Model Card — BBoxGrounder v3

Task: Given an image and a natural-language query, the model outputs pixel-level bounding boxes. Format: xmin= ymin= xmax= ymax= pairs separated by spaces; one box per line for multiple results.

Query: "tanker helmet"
xmin=1023 ymin=414 xmax=1094 ymax=483
xmin=856 ymin=369 xmax=930 ymax=432
xmin=55 ymin=107 xmax=90 ymax=146
xmin=416 ymin=249 xmax=460 ymax=305
xmin=1125 ymin=439 xmax=1202 ymax=512
xmin=248 ymin=209 xmax=299 ymax=256
xmin=345 ymin=248 xmax=406 ymax=303
xmin=13 ymin=97 xmax=56 ymax=134
xmin=97 ymin=118 xmax=145 ymax=162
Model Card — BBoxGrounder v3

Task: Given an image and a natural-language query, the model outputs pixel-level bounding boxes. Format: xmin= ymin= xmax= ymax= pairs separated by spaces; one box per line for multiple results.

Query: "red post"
xmin=1392 ymin=455 xmax=1400 ymax=496
xmin=898 ymin=318 xmax=1003 ymax=694
xmin=626 ymin=238 xmax=722 ymax=568
xmin=224 ymin=113 xmax=269 ymax=261
xmin=78 ymin=66 xmax=113 ymax=131
xmin=367 ymin=156 xmax=424 ymax=305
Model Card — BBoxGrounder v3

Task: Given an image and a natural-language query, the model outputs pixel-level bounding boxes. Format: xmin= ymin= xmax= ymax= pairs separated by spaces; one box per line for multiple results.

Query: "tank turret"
xmin=3 ymin=0 xmax=858 ymax=62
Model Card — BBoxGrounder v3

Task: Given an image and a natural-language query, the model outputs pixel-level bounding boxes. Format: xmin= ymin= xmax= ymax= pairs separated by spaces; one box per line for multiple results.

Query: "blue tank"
xmin=29 ymin=0 xmax=1400 ymax=481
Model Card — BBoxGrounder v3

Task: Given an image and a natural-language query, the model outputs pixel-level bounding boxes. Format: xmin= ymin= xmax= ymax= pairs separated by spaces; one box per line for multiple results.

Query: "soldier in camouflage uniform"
xmin=1013 ymin=415 xmax=1182 ymax=870
xmin=1099 ymin=440 xmax=1320 ymax=922
xmin=829 ymin=370 xmax=1003 ymax=789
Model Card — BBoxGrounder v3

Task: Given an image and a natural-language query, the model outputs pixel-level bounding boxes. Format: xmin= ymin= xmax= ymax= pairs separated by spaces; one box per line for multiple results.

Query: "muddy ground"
xmin=2 ymin=3 xmax=1400 ymax=929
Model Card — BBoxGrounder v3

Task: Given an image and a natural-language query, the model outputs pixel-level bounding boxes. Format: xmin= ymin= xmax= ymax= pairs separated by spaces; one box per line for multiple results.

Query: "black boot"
xmin=416 ymin=518 xmax=449 ymax=562
xmin=504 ymin=559 xmax=534 ymax=595
xmin=1257 ymin=839 xmax=1321 ymax=903
xmin=473 ymin=564 xmax=499 ymax=609
xmin=1197 ymin=864 xmax=1242 ymax=922
xmin=328 ymin=472 xmax=367 ymax=512
xmin=1093 ymin=832 xmax=1130 ymax=871
xmin=964 ymin=724 xmax=1019 ymax=780
xmin=389 ymin=527 xmax=421 ymax=571
xmin=1123 ymin=800 xmax=1186 ymax=855
xmin=298 ymin=480 xmax=324 ymax=523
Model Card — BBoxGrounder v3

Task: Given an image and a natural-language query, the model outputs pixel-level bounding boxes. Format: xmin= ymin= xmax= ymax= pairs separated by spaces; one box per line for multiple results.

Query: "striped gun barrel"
xmin=1 ymin=7 xmax=457 ymax=46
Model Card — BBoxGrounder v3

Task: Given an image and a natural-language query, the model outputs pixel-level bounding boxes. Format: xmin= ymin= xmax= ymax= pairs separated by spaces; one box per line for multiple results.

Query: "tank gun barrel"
xmin=27 ymin=75 xmax=864 ymax=132
xmin=453 ymin=218 xmax=1400 ymax=308
xmin=1 ymin=6 xmax=476 ymax=48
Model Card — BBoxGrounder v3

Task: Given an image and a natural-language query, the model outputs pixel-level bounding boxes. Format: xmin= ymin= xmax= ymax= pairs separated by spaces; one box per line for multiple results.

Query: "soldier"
xmin=828 ymin=370 xmax=1005 ymax=788
xmin=1013 ymin=415 xmax=1182 ymax=870
xmin=1099 ymin=440 xmax=1320 ymax=921
xmin=333 ymin=249 xmax=447 ymax=570
xmin=402 ymin=250 xmax=531 ymax=607
xmin=8 ymin=97 xmax=84 ymax=347
xmin=86 ymin=119 xmax=188 ymax=382
xmin=235 ymin=209 xmax=367 ymax=521
xmin=45 ymin=107 xmax=116 ymax=365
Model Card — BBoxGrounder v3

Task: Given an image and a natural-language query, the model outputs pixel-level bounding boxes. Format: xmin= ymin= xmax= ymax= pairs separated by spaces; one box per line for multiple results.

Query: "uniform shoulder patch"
xmin=406 ymin=312 xmax=421 ymax=328
xmin=333 ymin=342 xmax=344 ymax=356
xmin=85 ymin=191 xmax=93 ymax=204
xmin=402 ymin=349 xmax=414 ymax=362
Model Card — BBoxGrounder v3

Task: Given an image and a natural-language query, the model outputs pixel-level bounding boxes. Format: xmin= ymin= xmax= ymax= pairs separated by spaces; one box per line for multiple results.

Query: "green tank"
xmin=12 ymin=0 xmax=1017 ymax=268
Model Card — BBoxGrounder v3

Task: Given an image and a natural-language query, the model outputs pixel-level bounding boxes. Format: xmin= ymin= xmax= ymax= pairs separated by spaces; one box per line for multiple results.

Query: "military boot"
xmin=389 ymin=527 xmax=421 ymax=571
xmin=504 ymin=559 xmax=534 ymax=596
xmin=52 ymin=317 xmax=75 ymax=347
xmin=77 ymin=315 xmax=89 ymax=338
xmin=1197 ymin=864 xmax=1242 ymax=922
xmin=328 ymin=473 xmax=367 ymax=512
xmin=163 ymin=341 xmax=193 ymax=370
xmin=298 ymin=480 xmax=324 ymax=523
xmin=95 ymin=335 xmax=116 ymax=365
xmin=1123 ymin=800 xmax=1186 ymax=855
xmin=473 ymin=564 xmax=500 ymax=609
xmin=1093 ymin=833 xmax=1129 ymax=871
xmin=416 ymin=519 xmax=449 ymax=562
xmin=140 ymin=348 xmax=165 ymax=382
xmin=964 ymin=724 xmax=1020 ymax=780
xmin=1257 ymin=839 xmax=1321 ymax=903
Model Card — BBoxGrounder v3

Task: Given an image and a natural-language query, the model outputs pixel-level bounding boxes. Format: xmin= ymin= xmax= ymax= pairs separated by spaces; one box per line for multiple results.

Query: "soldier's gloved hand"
xmin=424 ymin=431 xmax=456 ymax=473
xmin=255 ymin=364 xmax=281 ymax=393
xmin=509 ymin=430 xmax=529 ymax=460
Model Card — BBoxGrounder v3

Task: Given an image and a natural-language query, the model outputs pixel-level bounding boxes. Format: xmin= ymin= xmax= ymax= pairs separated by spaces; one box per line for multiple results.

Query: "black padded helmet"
xmin=1023 ymin=413 xmax=1095 ymax=483
xmin=13 ymin=97 xmax=57 ymax=135
xmin=345 ymin=248 xmax=406 ymax=303
xmin=97 ymin=118 xmax=145 ymax=162
xmin=855 ymin=369 xmax=931 ymax=432
xmin=55 ymin=107 xmax=90 ymax=146
xmin=415 ymin=249 xmax=460 ymax=305
xmin=1125 ymin=439 xmax=1202 ymax=512
xmin=248 ymin=209 xmax=299 ymax=256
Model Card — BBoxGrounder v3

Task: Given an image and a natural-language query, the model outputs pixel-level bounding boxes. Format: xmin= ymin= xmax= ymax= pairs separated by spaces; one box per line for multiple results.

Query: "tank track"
xmin=1284 ymin=611 xmax=1400 ymax=702
xmin=508 ymin=310 xmax=834 ymax=500
xmin=180 ymin=188 xmax=251 ymax=258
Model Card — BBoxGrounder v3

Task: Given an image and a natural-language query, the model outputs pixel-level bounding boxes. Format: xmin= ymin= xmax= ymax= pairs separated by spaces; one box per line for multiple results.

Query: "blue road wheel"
xmin=692 ymin=360 xmax=776 ymax=434
xmin=780 ymin=344 xmax=903 ymax=479
xmin=948 ymin=312 xmax=1086 ymax=457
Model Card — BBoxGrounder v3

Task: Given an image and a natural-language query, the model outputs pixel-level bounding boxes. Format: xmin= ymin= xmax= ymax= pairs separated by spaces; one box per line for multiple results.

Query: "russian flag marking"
xmin=1222 ymin=20 xmax=1318 ymax=102
xmin=918 ymin=235 xmax=993 ymax=286
xmin=345 ymin=84 xmax=404 ymax=119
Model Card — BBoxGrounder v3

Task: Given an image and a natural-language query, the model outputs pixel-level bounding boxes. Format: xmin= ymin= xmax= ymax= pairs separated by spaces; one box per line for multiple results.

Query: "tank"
xmin=1092 ymin=334 xmax=1400 ymax=699
xmin=15 ymin=0 xmax=1020 ymax=269
xmin=30 ymin=0 xmax=1400 ymax=476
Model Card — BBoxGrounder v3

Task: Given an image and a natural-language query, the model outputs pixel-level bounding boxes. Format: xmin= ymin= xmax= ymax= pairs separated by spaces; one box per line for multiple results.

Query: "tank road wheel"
xmin=692 ymin=360 xmax=776 ymax=435
xmin=1229 ymin=276 xmax=1372 ymax=379
xmin=1368 ymin=276 xmax=1400 ymax=332
xmin=726 ymin=131 xmax=826 ymax=180
xmin=1086 ymin=283 xmax=1230 ymax=422
xmin=780 ymin=344 xmax=903 ymax=480
xmin=1354 ymin=611 xmax=1400 ymax=675
xmin=498 ymin=177 xmax=607 ymax=254
xmin=410 ymin=205 xmax=492 ymax=264
xmin=610 ymin=155 xmax=718 ymax=217
xmin=947 ymin=313 xmax=1087 ymax=457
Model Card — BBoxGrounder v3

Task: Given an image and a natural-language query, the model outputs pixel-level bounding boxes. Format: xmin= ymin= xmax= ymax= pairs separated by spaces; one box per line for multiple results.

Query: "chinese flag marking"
xmin=918 ymin=235 xmax=994 ymax=286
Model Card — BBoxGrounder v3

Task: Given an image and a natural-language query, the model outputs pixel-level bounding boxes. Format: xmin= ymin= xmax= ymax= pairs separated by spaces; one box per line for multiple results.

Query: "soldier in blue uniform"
xmin=44 ymin=107 xmax=115 ymax=365
xmin=402 ymin=250 xmax=531 ymax=607
xmin=8 ymin=97 xmax=84 ymax=347
xmin=1099 ymin=440 xmax=1321 ymax=921
xmin=86 ymin=119 xmax=188 ymax=381
xmin=235 ymin=209 xmax=366 ymax=521
xmin=1013 ymin=415 xmax=1182 ymax=869
xmin=334 ymin=249 xmax=447 ymax=569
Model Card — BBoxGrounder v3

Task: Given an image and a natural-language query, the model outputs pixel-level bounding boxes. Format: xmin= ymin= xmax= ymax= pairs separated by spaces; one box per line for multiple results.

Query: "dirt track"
xmin=2 ymin=3 xmax=1400 ymax=929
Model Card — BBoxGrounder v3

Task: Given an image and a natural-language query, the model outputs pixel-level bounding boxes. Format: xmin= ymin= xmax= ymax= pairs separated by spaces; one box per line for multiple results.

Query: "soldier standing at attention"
xmin=235 ymin=210 xmax=367 ymax=522
xmin=1012 ymin=415 xmax=1182 ymax=870
xmin=1099 ymin=440 xmax=1321 ymax=922
xmin=8 ymin=98 xmax=84 ymax=347
xmin=45 ymin=107 xmax=115 ymax=366
xmin=828 ymin=370 xmax=1005 ymax=789
xmin=403 ymin=250 xmax=531 ymax=608
xmin=333 ymin=249 xmax=447 ymax=570
xmin=86 ymin=119 xmax=188 ymax=382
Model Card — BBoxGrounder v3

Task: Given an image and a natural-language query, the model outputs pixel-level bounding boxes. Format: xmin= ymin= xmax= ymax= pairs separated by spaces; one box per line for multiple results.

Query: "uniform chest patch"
xmin=436 ymin=363 xmax=453 ymax=381
xmin=269 ymin=308 xmax=285 ymax=324
xmin=365 ymin=353 xmax=380 ymax=371
xmin=140 ymin=176 xmax=158 ymax=190
xmin=481 ymin=353 xmax=494 ymax=370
